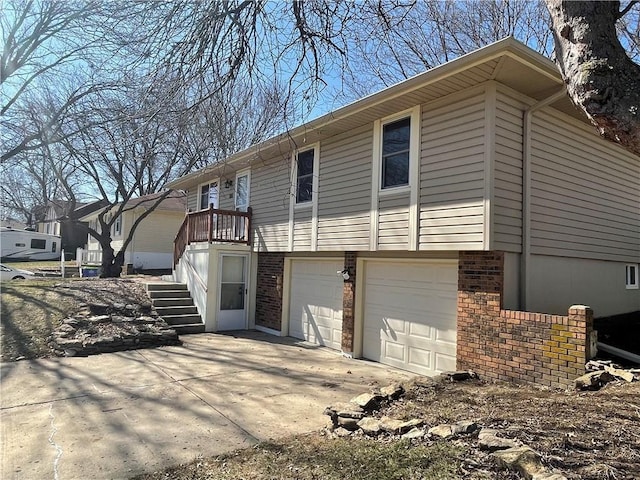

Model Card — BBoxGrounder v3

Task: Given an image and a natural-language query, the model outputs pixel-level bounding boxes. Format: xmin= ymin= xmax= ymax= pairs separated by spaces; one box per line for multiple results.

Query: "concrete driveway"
xmin=1 ymin=331 xmax=413 ymax=479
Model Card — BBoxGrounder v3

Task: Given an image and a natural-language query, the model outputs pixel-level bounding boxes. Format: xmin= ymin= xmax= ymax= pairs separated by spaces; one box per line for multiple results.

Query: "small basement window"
xmin=626 ymin=264 xmax=638 ymax=289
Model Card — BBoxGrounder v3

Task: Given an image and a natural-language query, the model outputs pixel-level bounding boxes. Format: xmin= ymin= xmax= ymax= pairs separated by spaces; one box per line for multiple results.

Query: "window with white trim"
xmin=112 ymin=215 xmax=122 ymax=237
xmin=200 ymin=181 xmax=219 ymax=210
xmin=626 ymin=264 xmax=639 ymax=289
xmin=295 ymin=148 xmax=314 ymax=204
xmin=381 ymin=117 xmax=411 ymax=189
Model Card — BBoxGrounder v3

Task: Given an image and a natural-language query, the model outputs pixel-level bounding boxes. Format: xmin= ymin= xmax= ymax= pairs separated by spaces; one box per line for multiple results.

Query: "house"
xmin=79 ymin=192 xmax=187 ymax=271
xmin=166 ymin=38 xmax=640 ymax=388
xmin=37 ymin=200 xmax=107 ymax=256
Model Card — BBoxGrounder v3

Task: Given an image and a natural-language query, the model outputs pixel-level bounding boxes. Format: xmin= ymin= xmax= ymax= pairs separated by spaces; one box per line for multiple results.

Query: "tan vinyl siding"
xmin=419 ymin=94 xmax=486 ymax=250
xmin=493 ymin=89 xmax=526 ymax=252
xmin=186 ymin=189 xmax=198 ymax=212
xmin=219 ymin=180 xmax=235 ymax=210
xmin=251 ymin=156 xmax=291 ymax=252
xmin=530 ymin=109 xmax=640 ymax=262
xmin=378 ymin=193 xmax=409 ymax=250
xmin=317 ymin=124 xmax=372 ymax=251
xmin=130 ymin=210 xmax=184 ymax=253
xmin=292 ymin=207 xmax=312 ymax=251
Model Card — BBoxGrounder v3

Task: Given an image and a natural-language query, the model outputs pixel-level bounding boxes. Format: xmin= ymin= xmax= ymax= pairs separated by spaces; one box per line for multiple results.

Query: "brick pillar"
xmin=457 ymin=251 xmax=505 ymax=374
xmin=255 ymin=252 xmax=285 ymax=331
xmin=341 ymin=252 xmax=357 ymax=355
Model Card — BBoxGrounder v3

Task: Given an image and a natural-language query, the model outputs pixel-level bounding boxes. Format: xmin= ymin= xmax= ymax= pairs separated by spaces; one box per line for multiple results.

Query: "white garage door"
xmin=363 ymin=260 xmax=458 ymax=376
xmin=289 ymin=259 xmax=344 ymax=350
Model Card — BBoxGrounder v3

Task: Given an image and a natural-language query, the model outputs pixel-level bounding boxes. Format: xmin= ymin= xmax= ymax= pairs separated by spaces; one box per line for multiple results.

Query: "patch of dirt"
xmin=135 ymin=378 xmax=640 ymax=480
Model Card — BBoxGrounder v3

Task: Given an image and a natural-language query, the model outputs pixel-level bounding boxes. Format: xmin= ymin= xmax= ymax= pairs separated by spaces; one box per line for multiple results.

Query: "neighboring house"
xmin=79 ymin=192 xmax=187 ymax=271
xmin=0 ymin=217 xmax=27 ymax=230
xmin=37 ymin=200 xmax=107 ymax=255
xmin=167 ymin=38 xmax=639 ymax=388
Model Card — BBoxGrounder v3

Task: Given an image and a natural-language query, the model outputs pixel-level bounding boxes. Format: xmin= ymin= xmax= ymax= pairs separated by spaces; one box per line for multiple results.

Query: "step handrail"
xmin=181 ymin=252 xmax=208 ymax=293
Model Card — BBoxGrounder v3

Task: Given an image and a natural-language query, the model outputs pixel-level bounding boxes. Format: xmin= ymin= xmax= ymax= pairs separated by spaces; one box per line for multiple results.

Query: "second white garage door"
xmin=363 ymin=260 xmax=458 ymax=376
xmin=289 ymin=259 xmax=344 ymax=351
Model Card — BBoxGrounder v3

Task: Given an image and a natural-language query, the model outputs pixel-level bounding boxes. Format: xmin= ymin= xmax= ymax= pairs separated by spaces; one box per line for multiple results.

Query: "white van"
xmin=0 ymin=227 xmax=62 ymax=261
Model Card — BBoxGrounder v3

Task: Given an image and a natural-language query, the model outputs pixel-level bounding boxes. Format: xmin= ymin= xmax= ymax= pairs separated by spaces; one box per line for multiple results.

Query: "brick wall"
xmin=341 ymin=252 xmax=357 ymax=354
xmin=255 ymin=252 xmax=284 ymax=331
xmin=457 ymin=251 xmax=593 ymax=389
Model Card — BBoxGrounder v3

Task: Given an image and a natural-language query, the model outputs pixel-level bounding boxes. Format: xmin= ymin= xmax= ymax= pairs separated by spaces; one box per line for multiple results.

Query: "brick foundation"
xmin=255 ymin=252 xmax=284 ymax=331
xmin=457 ymin=251 xmax=593 ymax=389
xmin=341 ymin=252 xmax=357 ymax=354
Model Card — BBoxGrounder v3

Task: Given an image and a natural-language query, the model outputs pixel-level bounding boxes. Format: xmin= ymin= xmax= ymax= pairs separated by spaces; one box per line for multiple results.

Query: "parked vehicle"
xmin=0 ymin=227 xmax=61 ymax=261
xmin=0 ymin=263 xmax=35 ymax=281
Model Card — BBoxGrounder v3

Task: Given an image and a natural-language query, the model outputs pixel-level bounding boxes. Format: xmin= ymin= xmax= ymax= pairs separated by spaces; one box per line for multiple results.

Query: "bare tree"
xmin=546 ymin=0 xmax=640 ymax=156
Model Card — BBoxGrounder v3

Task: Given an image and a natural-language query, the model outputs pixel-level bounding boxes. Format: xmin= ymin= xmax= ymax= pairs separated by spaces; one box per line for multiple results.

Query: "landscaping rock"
xmin=402 ymin=427 xmax=425 ymax=440
xmin=378 ymin=416 xmax=421 ymax=435
xmin=357 ymin=417 xmax=382 ymax=436
xmin=428 ymin=424 xmax=454 ymax=439
xmin=492 ymin=446 xmax=546 ymax=480
xmin=478 ymin=428 xmax=521 ymax=451
xmin=452 ymin=420 xmax=478 ymax=435
xmin=532 ymin=473 xmax=568 ymax=480
xmin=440 ymin=370 xmax=478 ymax=382
xmin=575 ymin=371 xmax=616 ymax=390
xmin=350 ymin=392 xmax=383 ymax=410
xmin=604 ymin=366 xmax=636 ymax=383
xmin=333 ymin=427 xmax=352 ymax=437
xmin=380 ymin=383 xmax=404 ymax=399
xmin=337 ymin=417 xmax=360 ymax=430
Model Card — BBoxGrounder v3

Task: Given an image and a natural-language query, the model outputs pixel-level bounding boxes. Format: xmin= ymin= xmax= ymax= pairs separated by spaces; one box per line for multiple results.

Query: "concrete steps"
xmin=146 ymin=282 xmax=205 ymax=335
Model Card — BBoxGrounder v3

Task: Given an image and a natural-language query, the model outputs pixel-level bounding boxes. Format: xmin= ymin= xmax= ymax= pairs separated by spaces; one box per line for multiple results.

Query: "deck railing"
xmin=173 ymin=206 xmax=252 ymax=266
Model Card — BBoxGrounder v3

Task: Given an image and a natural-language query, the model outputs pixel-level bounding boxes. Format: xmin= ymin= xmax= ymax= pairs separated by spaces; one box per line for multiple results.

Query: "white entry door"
xmin=217 ymin=254 xmax=247 ymax=330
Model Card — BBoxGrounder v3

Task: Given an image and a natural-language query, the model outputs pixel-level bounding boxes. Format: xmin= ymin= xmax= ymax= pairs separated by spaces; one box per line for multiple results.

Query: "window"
xmin=31 ymin=239 xmax=46 ymax=249
xmin=200 ymin=181 xmax=219 ymax=210
xmin=113 ymin=215 xmax=122 ymax=236
xmin=626 ymin=264 xmax=639 ymax=289
xmin=381 ymin=117 xmax=411 ymax=189
xmin=15 ymin=243 xmax=25 ymax=247
xmin=52 ymin=241 xmax=57 ymax=253
xmin=296 ymin=149 xmax=314 ymax=203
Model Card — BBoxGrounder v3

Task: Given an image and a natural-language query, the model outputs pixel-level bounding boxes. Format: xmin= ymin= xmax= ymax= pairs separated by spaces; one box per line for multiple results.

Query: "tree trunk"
xmin=99 ymin=242 xmax=124 ymax=278
xmin=546 ymin=0 xmax=640 ymax=156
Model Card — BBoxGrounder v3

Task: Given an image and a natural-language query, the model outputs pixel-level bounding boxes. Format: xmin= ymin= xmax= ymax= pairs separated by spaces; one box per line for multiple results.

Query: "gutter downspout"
xmin=521 ymin=88 xmax=567 ymax=310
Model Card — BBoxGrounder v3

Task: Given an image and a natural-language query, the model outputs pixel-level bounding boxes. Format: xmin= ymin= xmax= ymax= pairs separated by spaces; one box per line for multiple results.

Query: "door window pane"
xmin=221 ymin=256 xmax=245 ymax=283
xmin=220 ymin=283 xmax=245 ymax=310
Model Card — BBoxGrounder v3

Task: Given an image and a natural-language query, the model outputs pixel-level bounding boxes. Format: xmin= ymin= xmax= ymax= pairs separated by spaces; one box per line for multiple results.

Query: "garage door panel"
xmin=289 ymin=259 xmax=343 ymax=351
xmin=363 ymin=260 xmax=457 ymax=377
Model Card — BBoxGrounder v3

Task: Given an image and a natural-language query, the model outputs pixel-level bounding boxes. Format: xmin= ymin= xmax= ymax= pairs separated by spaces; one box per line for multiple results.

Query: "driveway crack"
xmin=48 ymin=403 xmax=63 ymax=480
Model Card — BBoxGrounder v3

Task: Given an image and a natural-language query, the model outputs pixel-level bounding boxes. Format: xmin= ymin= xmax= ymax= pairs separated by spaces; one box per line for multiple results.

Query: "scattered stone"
xmin=585 ymin=359 xmax=620 ymax=371
xmin=478 ymin=428 xmax=521 ymax=451
xmin=532 ymin=473 xmax=568 ymax=480
xmin=399 ymin=419 xmax=423 ymax=431
xmin=440 ymin=371 xmax=477 ymax=382
xmin=63 ymin=318 xmax=82 ymax=327
xmin=337 ymin=417 xmax=360 ymax=430
xmin=357 ymin=417 xmax=382 ymax=436
xmin=402 ymin=427 xmax=424 ymax=440
xmin=380 ymin=383 xmax=404 ymax=399
xmin=64 ymin=349 xmax=77 ymax=357
xmin=452 ymin=420 xmax=478 ymax=435
xmin=350 ymin=392 xmax=383 ymax=410
xmin=88 ymin=315 xmax=111 ymax=323
xmin=333 ymin=427 xmax=352 ymax=437
xmin=428 ymin=424 xmax=454 ymax=439
xmin=575 ymin=371 xmax=615 ymax=390
xmin=604 ymin=366 xmax=636 ymax=383
xmin=379 ymin=416 xmax=406 ymax=434
xmin=492 ymin=446 xmax=545 ymax=480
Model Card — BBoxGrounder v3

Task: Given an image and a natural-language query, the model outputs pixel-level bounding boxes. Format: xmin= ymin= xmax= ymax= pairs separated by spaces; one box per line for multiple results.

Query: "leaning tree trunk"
xmin=546 ymin=0 xmax=640 ymax=156
xmin=99 ymin=243 xmax=125 ymax=278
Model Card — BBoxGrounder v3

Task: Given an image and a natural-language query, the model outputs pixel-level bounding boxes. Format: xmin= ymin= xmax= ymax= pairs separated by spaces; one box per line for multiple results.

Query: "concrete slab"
xmin=1 ymin=331 xmax=413 ymax=479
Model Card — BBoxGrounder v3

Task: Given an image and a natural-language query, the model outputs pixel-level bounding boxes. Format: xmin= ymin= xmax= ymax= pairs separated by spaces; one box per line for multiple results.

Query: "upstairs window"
xmin=113 ymin=215 xmax=122 ymax=236
xmin=626 ymin=264 xmax=639 ymax=289
xmin=200 ymin=181 xmax=219 ymax=210
xmin=381 ymin=117 xmax=411 ymax=189
xmin=296 ymin=149 xmax=314 ymax=204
